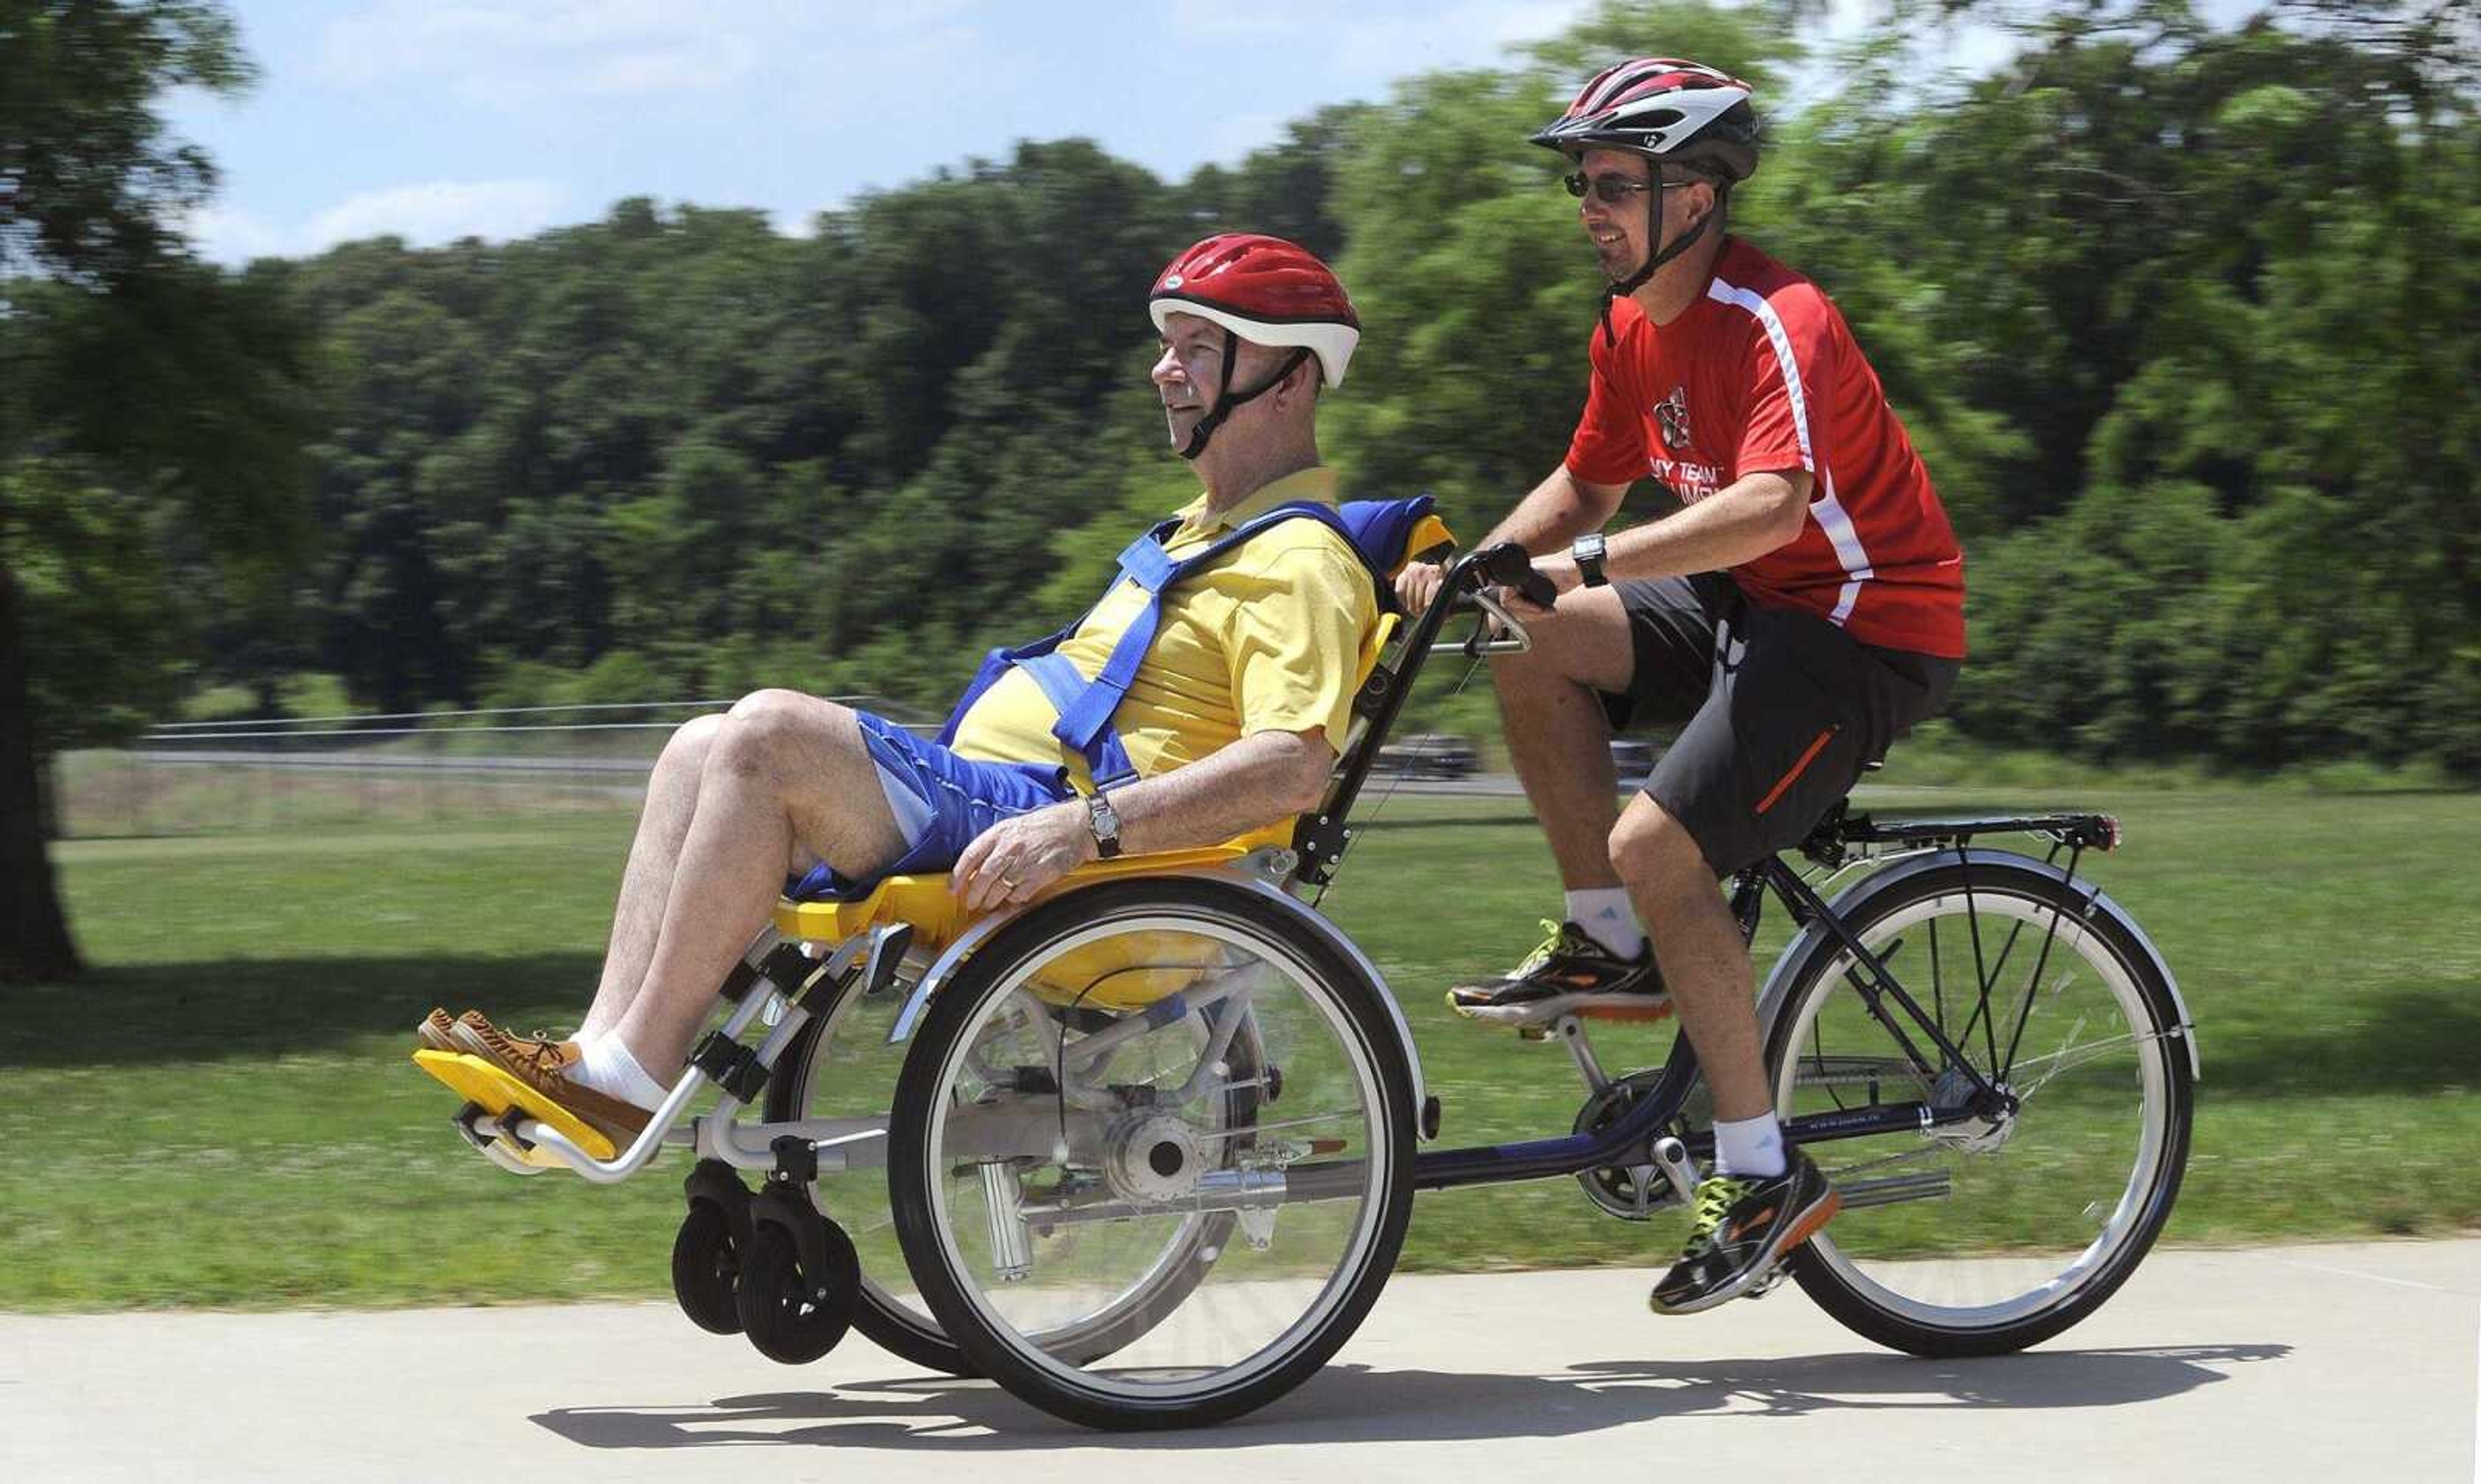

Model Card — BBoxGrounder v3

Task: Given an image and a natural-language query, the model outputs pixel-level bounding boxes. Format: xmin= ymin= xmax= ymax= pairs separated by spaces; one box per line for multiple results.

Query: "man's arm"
xmin=1482 ymin=463 xmax=1632 ymax=554
xmin=952 ymin=728 xmax=1334 ymax=910
xmin=1527 ymin=468 xmax=1813 ymax=599
xmin=1397 ymin=464 xmax=1631 ymax=614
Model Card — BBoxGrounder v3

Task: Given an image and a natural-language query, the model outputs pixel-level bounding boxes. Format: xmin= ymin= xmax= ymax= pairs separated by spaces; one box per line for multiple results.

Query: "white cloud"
xmin=313 ymin=1 xmax=966 ymax=103
xmin=183 ymin=203 xmax=297 ymax=264
xmin=305 ymin=180 xmax=572 ymax=250
xmin=1171 ymin=0 xmax=1591 ymax=82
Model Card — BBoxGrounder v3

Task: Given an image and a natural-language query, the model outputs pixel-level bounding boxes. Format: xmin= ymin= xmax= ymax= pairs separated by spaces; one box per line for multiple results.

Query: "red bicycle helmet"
xmin=1149 ymin=234 xmax=1359 ymax=460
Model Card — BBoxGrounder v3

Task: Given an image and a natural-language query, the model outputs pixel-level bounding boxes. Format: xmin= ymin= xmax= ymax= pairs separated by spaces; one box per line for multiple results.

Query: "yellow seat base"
xmin=411 ymin=1049 xmax=620 ymax=1160
xmin=769 ymin=842 xmax=1267 ymax=954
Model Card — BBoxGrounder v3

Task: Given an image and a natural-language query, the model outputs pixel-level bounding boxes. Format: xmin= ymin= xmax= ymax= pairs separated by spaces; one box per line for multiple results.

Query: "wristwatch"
xmin=1085 ymin=791 xmax=1124 ymax=859
xmin=1572 ymin=531 xmax=1610 ymax=588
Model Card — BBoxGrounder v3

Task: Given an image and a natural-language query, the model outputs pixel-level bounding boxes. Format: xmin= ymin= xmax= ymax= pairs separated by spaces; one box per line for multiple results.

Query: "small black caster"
xmin=735 ymin=1213 xmax=859 ymax=1364
xmin=673 ymin=1159 xmax=754 ymax=1335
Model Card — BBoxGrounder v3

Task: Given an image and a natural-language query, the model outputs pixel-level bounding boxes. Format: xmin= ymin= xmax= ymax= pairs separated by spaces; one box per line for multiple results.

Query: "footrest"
xmin=412 ymin=1048 xmax=618 ymax=1160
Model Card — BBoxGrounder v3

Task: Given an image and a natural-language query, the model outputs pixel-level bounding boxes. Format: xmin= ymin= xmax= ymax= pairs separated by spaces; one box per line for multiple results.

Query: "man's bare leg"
xmin=576 ymin=714 xmax=724 ymax=1044
xmin=1491 ymin=586 xmax=1640 ymax=889
xmin=609 ymin=690 xmax=908 ymax=1078
xmin=1609 ymin=795 xmax=1768 ymax=1120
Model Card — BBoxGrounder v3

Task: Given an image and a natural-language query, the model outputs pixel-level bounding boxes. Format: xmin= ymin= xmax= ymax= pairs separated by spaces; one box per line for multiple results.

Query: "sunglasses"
xmin=1564 ymin=169 xmax=1714 ymax=204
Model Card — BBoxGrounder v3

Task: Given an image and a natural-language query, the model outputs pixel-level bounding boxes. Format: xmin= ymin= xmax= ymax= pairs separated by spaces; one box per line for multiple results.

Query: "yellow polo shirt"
xmin=950 ymin=466 xmax=1379 ymax=788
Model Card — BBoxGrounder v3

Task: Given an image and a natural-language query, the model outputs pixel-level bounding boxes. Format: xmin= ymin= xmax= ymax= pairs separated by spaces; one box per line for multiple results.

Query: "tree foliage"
xmin=2 ymin=1 xmax=317 ymax=981
xmin=25 ymin=0 xmax=2481 ymax=820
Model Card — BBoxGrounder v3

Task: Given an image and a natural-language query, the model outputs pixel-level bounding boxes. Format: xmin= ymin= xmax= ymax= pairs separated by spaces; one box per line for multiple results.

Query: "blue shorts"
xmin=784 ymin=711 xmax=1075 ymax=902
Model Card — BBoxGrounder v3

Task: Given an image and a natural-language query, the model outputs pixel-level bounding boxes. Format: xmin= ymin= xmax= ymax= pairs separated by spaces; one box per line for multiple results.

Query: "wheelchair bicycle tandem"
xmin=420 ymin=541 xmax=2199 ymax=1431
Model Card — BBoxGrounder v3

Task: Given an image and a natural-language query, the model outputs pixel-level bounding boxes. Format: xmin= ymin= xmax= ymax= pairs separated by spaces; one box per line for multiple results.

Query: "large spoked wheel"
xmin=769 ymin=958 xmax=974 ymax=1376
xmin=890 ymin=877 xmax=1416 ymax=1431
xmin=1764 ymin=855 xmax=2194 ymax=1357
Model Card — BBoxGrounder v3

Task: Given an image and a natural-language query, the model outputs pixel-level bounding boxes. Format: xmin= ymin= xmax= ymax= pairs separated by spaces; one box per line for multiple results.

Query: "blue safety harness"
xmin=937 ymin=495 xmax=1438 ymax=790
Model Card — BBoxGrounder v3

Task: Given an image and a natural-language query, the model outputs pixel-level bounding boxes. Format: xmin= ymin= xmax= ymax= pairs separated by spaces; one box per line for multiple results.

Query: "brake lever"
xmin=1460 ymin=590 xmax=1533 ymax=656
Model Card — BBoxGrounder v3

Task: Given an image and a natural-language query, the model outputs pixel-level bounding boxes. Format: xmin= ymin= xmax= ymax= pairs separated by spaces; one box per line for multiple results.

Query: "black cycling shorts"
xmin=1596 ymin=574 xmax=1959 ymax=877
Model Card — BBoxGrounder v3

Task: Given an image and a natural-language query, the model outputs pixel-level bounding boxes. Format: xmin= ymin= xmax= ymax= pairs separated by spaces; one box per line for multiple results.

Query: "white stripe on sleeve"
xmin=1709 ymin=275 xmax=1872 ymax=626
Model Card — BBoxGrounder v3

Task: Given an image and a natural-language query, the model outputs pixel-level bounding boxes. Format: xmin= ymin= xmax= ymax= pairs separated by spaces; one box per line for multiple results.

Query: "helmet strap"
xmin=1599 ymin=175 xmax=1714 ymax=346
xmin=1178 ymin=333 xmax=1313 ymax=461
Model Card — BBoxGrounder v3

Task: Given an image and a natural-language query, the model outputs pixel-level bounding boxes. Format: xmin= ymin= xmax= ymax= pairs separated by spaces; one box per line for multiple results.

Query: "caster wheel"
xmin=735 ymin=1218 xmax=858 ymax=1364
xmin=671 ymin=1202 xmax=742 ymax=1335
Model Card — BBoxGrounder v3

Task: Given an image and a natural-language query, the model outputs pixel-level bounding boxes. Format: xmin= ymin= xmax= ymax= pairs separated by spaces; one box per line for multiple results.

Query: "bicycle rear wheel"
xmin=889 ymin=878 xmax=1416 ymax=1430
xmin=1764 ymin=854 xmax=2193 ymax=1356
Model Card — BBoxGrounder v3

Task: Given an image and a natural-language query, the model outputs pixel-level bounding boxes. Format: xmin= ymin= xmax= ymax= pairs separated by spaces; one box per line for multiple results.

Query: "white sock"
xmin=1564 ymin=888 xmax=1646 ymax=959
xmin=572 ymin=1036 xmax=670 ymax=1113
xmin=1713 ymin=1113 xmax=1786 ymax=1180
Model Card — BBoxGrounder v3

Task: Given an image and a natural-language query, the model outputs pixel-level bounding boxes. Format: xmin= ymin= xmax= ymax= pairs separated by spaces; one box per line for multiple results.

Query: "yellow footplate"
xmin=411 ymin=1049 xmax=619 ymax=1161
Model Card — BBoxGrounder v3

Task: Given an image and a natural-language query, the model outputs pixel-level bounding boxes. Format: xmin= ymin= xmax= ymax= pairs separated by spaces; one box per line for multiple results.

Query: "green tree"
xmin=0 ymin=2 xmax=314 ymax=981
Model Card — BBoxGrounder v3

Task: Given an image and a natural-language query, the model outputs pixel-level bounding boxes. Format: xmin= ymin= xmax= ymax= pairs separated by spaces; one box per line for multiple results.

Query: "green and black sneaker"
xmin=1648 ymin=1150 xmax=1841 ymax=1315
xmin=1446 ymin=919 xmax=1669 ymax=1026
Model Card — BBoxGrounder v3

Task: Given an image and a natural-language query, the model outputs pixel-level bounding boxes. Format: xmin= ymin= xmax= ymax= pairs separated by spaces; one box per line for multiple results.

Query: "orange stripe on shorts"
xmin=1755 ymin=726 xmax=1840 ymax=815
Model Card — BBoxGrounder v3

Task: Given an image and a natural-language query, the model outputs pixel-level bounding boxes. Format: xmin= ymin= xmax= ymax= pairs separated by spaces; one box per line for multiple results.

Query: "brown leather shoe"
xmin=449 ymin=1016 xmax=649 ymax=1144
xmin=452 ymin=1012 xmax=583 ymax=1069
xmin=417 ymin=1008 xmax=461 ymax=1051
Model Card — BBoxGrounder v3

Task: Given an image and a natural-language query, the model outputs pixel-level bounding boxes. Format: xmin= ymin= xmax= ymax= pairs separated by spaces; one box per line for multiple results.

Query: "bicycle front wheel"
xmin=889 ymin=877 xmax=1416 ymax=1430
xmin=1764 ymin=854 xmax=2193 ymax=1356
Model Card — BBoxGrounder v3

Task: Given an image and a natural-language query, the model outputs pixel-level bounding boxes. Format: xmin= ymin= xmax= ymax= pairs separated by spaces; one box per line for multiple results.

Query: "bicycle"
xmin=864 ymin=543 xmax=2199 ymax=1427
xmin=423 ymin=539 xmax=2195 ymax=1430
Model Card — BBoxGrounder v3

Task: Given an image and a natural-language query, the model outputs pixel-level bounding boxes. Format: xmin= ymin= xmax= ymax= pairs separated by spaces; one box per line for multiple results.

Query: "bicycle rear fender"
xmin=1753 ymin=847 xmax=2200 ymax=1081
xmin=882 ymin=867 xmax=1434 ymax=1136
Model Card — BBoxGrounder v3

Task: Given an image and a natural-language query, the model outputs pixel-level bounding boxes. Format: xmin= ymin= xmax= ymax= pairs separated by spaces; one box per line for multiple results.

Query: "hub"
xmin=1103 ymin=1111 xmax=1206 ymax=1203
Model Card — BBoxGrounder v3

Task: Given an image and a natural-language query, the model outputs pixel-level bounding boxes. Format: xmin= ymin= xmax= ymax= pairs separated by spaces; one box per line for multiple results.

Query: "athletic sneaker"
xmin=1648 ymin=1149 xmax=1841 ymax=1315
xmin=448 ymin=1016 xmax=645 ymax=1144
xmin=1446 ymin=919 xmax=1669 ymax=1025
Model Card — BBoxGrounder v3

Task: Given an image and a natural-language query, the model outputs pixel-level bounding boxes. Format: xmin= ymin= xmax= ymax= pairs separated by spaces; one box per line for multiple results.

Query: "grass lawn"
xmin=5 ymin=785 xmax=2477 ymax=1310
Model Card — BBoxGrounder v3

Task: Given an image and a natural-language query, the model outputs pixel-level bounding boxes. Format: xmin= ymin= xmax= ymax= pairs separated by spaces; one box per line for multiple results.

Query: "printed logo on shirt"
xmin=1648 ymin=455 xmax=1723 ymax=501
xmin=1655 ymin=385 xmax=1694 ymax=452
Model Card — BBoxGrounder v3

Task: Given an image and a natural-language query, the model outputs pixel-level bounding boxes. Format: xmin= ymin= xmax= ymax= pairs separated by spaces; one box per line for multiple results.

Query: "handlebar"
xmin=1469 ymin=541 xmax=1560 ymax=609
xmin=1420 ymin=541 xmax=1556 ymax=657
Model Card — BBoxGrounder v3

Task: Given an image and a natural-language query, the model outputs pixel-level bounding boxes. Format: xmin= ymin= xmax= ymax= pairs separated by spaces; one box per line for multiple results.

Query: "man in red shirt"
xmin=1397 ymin=58 xmax=1965 ymax=1315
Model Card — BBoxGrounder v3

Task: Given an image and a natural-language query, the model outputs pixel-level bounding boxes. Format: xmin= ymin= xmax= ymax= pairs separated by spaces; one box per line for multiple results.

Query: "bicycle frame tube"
xmin=1753 ymin=856 xmax=2008 ymax=1103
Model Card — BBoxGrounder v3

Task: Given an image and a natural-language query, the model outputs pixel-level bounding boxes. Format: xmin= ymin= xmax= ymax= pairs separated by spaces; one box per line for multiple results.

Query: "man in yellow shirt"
xmin=423 ymin=235 xmax=1380 ymax=1146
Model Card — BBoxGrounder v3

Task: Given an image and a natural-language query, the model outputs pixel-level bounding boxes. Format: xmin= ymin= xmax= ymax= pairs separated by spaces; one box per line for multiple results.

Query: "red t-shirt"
xmin=1565 ymin=237 xmax=1965 ymax=658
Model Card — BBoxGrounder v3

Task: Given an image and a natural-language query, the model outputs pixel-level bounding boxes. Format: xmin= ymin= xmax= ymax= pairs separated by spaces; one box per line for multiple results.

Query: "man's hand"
xmin=952 ymin=800 xmax=1096 ymax=911
xmin=1506 ymin=554 xmax=1581 ymax=613
xmin=1394 ymin=560 xmax=1447 ymax=616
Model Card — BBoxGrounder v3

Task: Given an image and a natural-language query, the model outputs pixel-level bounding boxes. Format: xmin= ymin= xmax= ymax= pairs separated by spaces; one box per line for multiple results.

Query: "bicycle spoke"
xmin=2009 ymin=1027 xmax=2177 ymax=1098
xmin=1999 ymin=898 xmax=2084 ymax=1081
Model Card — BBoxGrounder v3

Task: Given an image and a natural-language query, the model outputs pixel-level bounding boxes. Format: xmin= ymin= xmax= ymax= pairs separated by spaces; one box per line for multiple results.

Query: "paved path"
xmin=5 ymin=1240 xmax=2474 ymax=1482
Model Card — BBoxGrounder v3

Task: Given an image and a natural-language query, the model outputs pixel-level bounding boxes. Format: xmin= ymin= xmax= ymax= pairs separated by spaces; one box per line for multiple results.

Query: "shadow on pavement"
xmin=532 ymin=1343 xmax=2287 ymax=1450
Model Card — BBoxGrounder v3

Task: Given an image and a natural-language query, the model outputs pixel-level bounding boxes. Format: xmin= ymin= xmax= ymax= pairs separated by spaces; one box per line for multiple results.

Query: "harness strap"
xmin=940 ymin=494 xmax=1437 ymax=791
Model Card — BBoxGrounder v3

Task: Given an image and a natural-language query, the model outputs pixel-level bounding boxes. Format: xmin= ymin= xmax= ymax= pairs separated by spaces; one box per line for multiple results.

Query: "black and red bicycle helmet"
xmin=1533 ymin=58 xmax=1761 ymax=337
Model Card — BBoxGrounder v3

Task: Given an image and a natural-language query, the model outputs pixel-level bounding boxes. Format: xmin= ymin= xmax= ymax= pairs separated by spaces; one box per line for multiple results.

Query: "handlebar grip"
xmin=1472 ymin=541 xmax=1559 ymax=609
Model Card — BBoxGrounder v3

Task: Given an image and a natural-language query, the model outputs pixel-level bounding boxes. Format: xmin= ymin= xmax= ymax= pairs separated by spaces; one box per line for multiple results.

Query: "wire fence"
xmin=53 ymin=696 xmax=937 ymax=839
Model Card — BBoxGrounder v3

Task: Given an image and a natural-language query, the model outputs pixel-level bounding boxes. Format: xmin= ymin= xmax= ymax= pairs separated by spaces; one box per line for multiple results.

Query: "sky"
xmin=159 ymin=1 xmax=2220 ymax=266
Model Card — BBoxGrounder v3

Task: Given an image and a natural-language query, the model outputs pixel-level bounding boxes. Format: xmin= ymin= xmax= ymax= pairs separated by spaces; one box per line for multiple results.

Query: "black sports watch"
xmin=1572 ymin=531 xmax=1610 ymax=588
xmin=1085 ymin=791 xmax=1124 ymax=859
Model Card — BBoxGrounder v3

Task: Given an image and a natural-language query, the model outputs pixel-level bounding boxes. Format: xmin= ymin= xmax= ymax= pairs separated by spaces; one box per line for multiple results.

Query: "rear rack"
xmin=1802 ymin=806 xmax=2120 ymax=868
